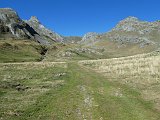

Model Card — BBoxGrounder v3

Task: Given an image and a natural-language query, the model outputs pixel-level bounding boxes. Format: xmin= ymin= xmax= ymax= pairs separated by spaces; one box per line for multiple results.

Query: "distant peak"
xmin=0 ymin=8 xmax=18 ymax=14
xmin=84 ymin=32 xmax=98 ymax=36
xmin=122 ymin=16 xmax=139 ymax=22
xmin=29 ymin=16 xmax=40 ymax=23
xmin=0 ymin=8 xmax=13 ymax=10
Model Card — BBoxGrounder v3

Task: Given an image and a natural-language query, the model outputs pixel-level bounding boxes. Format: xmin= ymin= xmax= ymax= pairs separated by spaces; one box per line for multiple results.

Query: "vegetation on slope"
xmin=44 ymin=39 xmax=158 ymax=62
xmin=0 ymin=39 xmax=47 ymax=63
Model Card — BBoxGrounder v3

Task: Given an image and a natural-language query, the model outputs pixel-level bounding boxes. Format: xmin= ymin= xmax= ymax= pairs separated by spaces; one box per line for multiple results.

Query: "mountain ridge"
xmin=0 ymin=8 xmax=160 ymax=62
xmin=0 ymin=8 xmax=63 ymax=45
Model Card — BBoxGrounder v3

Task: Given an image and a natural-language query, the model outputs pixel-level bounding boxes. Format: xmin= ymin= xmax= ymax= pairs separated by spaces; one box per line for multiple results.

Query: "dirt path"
xmin=76 ymin=85 xmax=94 ymax=120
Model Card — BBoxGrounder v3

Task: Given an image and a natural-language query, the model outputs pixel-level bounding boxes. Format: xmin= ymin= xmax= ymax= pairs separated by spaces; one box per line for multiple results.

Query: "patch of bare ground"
xmin=76 ymin=85 xmax=95 ymax=120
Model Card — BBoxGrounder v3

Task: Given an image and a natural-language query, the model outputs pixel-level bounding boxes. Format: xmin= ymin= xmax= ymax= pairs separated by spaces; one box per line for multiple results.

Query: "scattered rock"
xmin=54 ymin=72 xmax=66 ymax=77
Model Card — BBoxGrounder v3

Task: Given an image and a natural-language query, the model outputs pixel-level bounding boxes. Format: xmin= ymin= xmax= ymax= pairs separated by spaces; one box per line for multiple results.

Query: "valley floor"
xmin=0 ymin=52 xmax=160 ymax=120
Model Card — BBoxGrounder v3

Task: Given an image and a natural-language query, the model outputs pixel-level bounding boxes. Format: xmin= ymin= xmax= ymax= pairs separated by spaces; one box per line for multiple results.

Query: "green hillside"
xmin=0 ymin=39 xmax=47 ymax=63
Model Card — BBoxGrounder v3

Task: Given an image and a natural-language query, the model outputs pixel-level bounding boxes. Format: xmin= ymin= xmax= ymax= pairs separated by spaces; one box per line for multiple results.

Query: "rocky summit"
xmin=27 ymin=16 xmax=63 ymax=43
xmin=105 ymin=16 xmax=160 ymax=46
xmin=79 ymin=16 xmax=160 ymax=47
xmin=0 ymin=8 xmax=37 ymax=39
xmin=112 ymin=16 xmax=160 ymax=33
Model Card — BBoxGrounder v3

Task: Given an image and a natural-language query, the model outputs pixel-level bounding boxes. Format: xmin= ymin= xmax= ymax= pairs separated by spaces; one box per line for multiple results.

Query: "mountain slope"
xmin=0 ymin=39 xmax=47 ymax=62
xmin=26 ymin=16 xmax=63 ymax=44
xmin=0 ymin=8 xmax=64 ymax=62
xmin=74 ymin=17 xmax=160 ymax=59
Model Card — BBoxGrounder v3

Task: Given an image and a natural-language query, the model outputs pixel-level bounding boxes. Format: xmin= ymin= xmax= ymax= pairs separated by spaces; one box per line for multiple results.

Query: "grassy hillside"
xmin=94 ymin=39 xmax=157 ymax=58
xmin=0 ymin=39 xmax=46 ymax=63
xmin=44 ymin=39 xmax=158 ymax=62
xmin=43 ymin=43 xmax=103 ymax=62
xmin=0 ymin=52 xmax=160 ymax=119
xmin=84 ymin=32 xmax=159 ymax=57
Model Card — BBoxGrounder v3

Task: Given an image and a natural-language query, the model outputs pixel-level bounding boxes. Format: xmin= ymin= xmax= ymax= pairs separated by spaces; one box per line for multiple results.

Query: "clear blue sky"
xmin=0 ymin=0 xmax=160 ymax=36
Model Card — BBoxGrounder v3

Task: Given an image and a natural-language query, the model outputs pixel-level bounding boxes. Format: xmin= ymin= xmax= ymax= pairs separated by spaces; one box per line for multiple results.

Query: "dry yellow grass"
xmin=0 ymin=62 xmax=67 ymax=70
xmin=79 ymin=51 xmax=160 ymax=111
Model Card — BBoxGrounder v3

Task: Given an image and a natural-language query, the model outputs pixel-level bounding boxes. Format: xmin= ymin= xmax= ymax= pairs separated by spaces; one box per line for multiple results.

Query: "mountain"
xmin=0 ymin=8 xmax=37 ymax=39
xmin=0 ymin=8 xmax=160 ymax=61
xmin=106 ymin=16 xmax=160 ymax=46
xmin=44 ymin=17 xmax=160 ymax=62
xmin=0 ymin=8 xmax=63 ymax=62
xmin=26 ymin=16 xmax=63 ymax=44
xmin=70 ymin=16 xmax=160 ymax=59
xmin=0 ymin=8 xmax=63 ymax=45
xmin=80 ymin=17 xmax=160 ymax=47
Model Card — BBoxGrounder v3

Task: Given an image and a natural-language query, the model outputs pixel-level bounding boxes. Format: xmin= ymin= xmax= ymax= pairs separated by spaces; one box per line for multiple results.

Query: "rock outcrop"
xmin=112 ymin=16 xmax=160 ymax=33
xmin=0 ymin=8 xmax=37 ymax=39
xmin=106 ymin=16 xmax=160 ymax=46
xmin=79 ymin=32 xmax=101 ymax=46
xmin=78 ymin=16 xmax=160 ymax=52
xmin=26 ymin=16 xmax=63 ymax=43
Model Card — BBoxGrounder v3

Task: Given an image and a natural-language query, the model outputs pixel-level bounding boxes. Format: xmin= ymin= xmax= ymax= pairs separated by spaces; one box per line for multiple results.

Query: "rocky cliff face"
xmin=26 ymin=16 xmax=63 ymax=43
xmin=0 ymin=8 xmax=37 ymax=39
xmin=0 ymin=8 xmax=63 ymax=45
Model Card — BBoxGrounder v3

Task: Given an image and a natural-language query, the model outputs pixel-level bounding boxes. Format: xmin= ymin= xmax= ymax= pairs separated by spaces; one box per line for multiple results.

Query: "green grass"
xmin=0 ymin=61 xmax=159 ymax=120
xmin=0 ymin=40 xmax=45 ymax=63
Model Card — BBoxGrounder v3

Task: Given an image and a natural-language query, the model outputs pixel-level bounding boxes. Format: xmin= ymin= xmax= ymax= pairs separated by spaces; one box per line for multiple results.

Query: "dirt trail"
xmin=77 ymin=85 xmax=95 ymax=120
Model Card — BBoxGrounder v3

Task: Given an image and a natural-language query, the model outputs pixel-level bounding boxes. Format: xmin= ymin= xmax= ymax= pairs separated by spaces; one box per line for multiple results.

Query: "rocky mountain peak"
xmin=0 ymin=8 xmax=63 ymax=45
xmin=122 ymin=16 xmax=139 ymax=22
xmin=29 ymin=16 xmax=40 ymax=23
xmin=26 ymin=16 xmax=63 ymax=43
xmin=107 ymin=16 xmax=160 ymax=46
xmin=0 ymin=8 xmax=37 ymax=39
xmin=0 ymin=8 xmax=20 ymax=24
xmin=112 ymin=16 xmax=149 ymax=32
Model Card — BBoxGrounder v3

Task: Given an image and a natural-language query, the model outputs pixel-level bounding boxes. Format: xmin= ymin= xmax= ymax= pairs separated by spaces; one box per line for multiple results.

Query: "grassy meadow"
xmin=0 ymin=39 xmax=160 ymax=120
xmin=0 ymin=40 xmax=46 ymax=63
xmin=79 ymin=51 xmax=160 ymax=112
xmin=0 ymin=50 xmax=160 ymax=119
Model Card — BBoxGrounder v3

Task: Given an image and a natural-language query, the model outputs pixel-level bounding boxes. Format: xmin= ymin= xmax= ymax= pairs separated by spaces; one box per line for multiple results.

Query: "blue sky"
xmin=0 ymin=0 xmax=160 ymax=36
